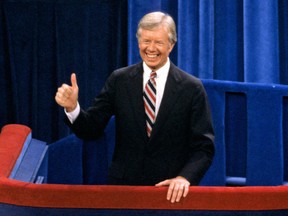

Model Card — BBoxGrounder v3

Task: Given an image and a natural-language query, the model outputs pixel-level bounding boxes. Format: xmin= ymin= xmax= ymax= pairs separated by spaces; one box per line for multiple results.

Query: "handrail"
xmin=0 ymin=177 xmax=287 ymax=210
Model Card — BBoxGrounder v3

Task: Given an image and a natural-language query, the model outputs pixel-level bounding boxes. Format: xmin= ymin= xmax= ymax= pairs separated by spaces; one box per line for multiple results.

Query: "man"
xmin=55 ymin=12 xmax=215 ymax=203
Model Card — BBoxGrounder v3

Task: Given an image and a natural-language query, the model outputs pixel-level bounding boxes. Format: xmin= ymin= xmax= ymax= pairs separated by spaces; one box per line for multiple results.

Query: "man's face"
xmin=138 ymin=26 xmax=174 ymax=71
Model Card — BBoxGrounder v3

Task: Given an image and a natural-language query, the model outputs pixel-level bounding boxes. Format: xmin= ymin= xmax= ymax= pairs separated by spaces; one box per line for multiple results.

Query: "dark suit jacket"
xmin=66 ymin=62 xmax=215 ymax=185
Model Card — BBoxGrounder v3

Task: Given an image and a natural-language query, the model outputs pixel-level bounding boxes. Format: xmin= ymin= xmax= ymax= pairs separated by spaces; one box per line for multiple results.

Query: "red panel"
xmin=0 ymin=124 xmax=31 ymax=177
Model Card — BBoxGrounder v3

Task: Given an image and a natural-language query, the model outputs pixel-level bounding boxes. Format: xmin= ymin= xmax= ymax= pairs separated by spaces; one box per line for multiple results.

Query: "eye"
xmin=142 ymin=40 xmax=150 ymax=44
xmin=156 ymin=41 xmax=164 ymax=46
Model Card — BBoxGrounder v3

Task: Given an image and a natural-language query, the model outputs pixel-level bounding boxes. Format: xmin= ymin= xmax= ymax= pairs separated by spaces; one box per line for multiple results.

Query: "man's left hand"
xmin=155 ymin=176 xmax=190 ymax=203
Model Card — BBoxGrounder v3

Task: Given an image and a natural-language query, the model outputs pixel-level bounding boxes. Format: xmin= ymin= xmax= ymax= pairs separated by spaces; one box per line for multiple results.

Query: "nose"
xmin=147 ymin=41 xmax=157 ymax=52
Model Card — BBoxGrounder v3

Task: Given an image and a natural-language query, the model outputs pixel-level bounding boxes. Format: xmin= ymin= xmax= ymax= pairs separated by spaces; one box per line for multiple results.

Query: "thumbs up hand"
xmin=55 ymin=73 xmax=79 ymax=112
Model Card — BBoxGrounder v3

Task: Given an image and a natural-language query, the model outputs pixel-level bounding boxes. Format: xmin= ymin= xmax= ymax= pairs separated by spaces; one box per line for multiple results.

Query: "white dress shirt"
xmin=66 ymin=58 xmax=170 ymax=123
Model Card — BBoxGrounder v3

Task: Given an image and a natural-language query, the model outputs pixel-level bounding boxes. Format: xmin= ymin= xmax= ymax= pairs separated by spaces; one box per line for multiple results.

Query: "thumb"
xmin=71 ymin=73 xmax=78 ymax=89
xmin=155 ymin=179 xmax=170 ymax=187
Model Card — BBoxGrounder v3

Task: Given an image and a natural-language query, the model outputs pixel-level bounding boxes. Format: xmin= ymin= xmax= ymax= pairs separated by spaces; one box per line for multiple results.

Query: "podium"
xmin=1 ymin=79 xmax=288 ymax=215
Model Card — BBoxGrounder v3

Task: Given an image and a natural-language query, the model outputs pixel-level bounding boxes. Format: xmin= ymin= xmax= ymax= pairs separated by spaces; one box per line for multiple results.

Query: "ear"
xmin=168 ymin=42 xmax=175 ymax=53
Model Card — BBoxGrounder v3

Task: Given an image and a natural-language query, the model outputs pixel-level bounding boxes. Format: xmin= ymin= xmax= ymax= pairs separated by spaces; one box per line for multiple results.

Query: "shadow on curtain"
xmin=0 ymin=0 xmax=127 ymax=142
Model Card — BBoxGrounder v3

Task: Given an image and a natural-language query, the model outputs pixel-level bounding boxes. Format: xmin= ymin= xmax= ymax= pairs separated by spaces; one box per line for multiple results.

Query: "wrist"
xmin=65 ymin=103 xmax=78 ymax=113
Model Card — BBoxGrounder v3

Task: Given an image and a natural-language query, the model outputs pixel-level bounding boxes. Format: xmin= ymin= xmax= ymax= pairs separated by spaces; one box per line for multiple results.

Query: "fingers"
xmin=183 ymin=184 xmax=189 ymax=197
xmin=156 ymin=177 xmax=190 ymax=203
xmin=58 ymin=84 xmax=73 ymax=98
xmin=175 ymin=184 xmax=189 ymax=202
xmin=169 ymin=182 xmax=189 ymax=203
xmin=55 ymin=84 xmax=73 ymax=105
xmin=173 ymin=183 xmax=182 ymax=202
xmin=167 ymin=181 xmax=183 ymax=203
xmin=155 ymin=179 xmax=170 ymax=187
xmin=167 ymin=181 xmax=174 ymax=201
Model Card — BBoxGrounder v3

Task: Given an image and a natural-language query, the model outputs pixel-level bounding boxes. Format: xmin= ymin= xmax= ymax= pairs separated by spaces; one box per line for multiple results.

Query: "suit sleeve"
xmin=64 ymin=72 xmax=117 ymax=140
xmin=178 ymin=81 xmax=215 ymax=185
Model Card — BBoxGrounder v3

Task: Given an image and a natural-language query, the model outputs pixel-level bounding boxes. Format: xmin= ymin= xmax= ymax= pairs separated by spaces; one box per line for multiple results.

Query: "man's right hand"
xmin=55 ymin=73 xmax=79 ymax=112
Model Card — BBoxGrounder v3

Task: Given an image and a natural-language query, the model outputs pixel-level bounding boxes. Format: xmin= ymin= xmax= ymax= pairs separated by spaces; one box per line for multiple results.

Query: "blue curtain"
xmin=128 ymin=0 xmax=288 ymax=83
xmin=1 ymin=0 xmax=288 ymax=141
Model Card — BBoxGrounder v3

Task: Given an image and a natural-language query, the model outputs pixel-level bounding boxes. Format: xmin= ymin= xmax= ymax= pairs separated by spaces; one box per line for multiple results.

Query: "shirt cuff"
xmin=64 ymin=102 xmax=80 ymax=123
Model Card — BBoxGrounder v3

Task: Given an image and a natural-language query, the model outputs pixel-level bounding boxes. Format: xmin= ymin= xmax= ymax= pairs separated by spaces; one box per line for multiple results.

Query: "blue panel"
xmin=47 ymin=134 xmax=83 ymax=184
xmin=9 ymin=137 xmax=47 ymax=183
xmin=35 ymin=148 xmax=49 ymax=184
xmin=83 ymin=135 xmax=108 ymax=185
xmin=246 ymin=90 xmax=283 ymax=185
xmin=225 ymin=92 xmax=247 ymax=179
xmin=282 ymin=97 xmax=288 ymax=183
xmin=9 ymin=133 xmax=32 ymax=179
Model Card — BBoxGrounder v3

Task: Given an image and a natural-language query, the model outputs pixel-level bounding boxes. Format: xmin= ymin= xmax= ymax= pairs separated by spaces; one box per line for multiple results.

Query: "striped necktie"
xmin=143 ymin=71 xmax=157 ymax=137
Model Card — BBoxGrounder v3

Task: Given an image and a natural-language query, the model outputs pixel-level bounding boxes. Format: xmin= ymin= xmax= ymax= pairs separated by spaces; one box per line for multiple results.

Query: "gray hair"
xmin=136 ymin=12 xmax=177 ymax=45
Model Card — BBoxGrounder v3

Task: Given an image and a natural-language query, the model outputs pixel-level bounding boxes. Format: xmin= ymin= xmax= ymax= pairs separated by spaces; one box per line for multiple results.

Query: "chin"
xmin=145 ymin=61 xmax=159 ymax=68
xmin=146 ymin=64 xmax=158 ymax=70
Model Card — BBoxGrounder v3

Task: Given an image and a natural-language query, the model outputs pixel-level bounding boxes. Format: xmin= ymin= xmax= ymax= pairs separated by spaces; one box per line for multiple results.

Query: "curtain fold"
xmin=214 ymin=0 xmax=244 ymax=81
xmin=278 ymin=0 xmax=288 ymax=84
xmin=198 ymin=0 xmax=214 ymax=79
xmin=244 ymin=0 xmax=280 ymax=83
xmin=1 ymin=0 xmax=288 ymax=141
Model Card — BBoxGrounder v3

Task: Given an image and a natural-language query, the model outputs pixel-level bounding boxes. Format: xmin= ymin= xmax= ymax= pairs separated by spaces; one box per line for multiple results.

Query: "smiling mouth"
xmin=146 ymin=53 xmax=159 ymax=58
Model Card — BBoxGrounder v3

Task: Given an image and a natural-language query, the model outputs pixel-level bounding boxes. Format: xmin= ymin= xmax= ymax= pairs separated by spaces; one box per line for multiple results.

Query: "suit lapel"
xmin=150 ymin=64 xmax=182 ymax=140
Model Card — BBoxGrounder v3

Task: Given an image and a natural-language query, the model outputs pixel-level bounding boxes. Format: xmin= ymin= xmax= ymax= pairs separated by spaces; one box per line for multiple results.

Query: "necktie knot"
xmin=150 ymin=71 xmax=157 ymax=79
xmin=150 ymin=71 xmax=157 ymax=86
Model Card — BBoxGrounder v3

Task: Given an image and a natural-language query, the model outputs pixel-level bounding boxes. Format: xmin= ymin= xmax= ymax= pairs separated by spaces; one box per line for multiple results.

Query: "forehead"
xmin=139 ymin=26 xmax=169 ymax=40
